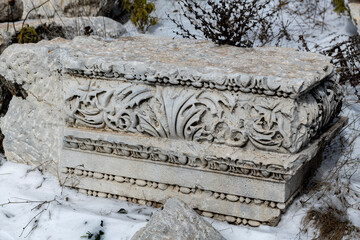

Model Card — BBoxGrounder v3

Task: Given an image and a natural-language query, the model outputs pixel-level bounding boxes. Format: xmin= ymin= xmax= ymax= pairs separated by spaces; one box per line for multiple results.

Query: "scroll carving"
xmin=65 ymin=74 xmax=342 ymax=154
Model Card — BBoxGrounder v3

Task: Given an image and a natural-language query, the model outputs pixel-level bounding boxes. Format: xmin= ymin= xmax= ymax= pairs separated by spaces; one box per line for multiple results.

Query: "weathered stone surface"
xmin=0 ymin=36 xmax=345 ymax=225
xmin=59 ymin=36 xmax=342 ymax=154
xmin=131 ymin=198 xmax=225 ymax=240
xmin=0 ymin=16 xmax=126 ymax=54
xmin=349 ymin=1 xmax=360 ymax=34
xmin=0 ymin=38 xmax=67 ymax=173
xmin=22 ymin=0 xmax=129 ymax=22
xmin=0 ymin=75 xmax=26 ymax=153
xmin=0 ymin=0 xmax=23 ymax=22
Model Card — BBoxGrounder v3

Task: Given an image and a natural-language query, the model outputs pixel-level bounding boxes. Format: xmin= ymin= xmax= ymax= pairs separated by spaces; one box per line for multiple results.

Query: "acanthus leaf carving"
xmin=65 ymin=73 xmax=342 ymax=154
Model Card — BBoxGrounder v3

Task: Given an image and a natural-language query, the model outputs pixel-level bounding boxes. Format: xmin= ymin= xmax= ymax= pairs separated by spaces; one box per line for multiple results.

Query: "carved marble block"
xmin=57 ymin=36 xmax=345 ymax=226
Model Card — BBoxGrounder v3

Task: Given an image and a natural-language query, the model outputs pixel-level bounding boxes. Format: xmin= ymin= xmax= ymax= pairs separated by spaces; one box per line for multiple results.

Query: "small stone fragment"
xmin=131 ymin=198 xmax=225 ymax=240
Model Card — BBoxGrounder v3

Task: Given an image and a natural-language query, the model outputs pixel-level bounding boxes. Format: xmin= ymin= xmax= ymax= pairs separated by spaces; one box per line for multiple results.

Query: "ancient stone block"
xmin=0 ymin=36 xmax=346 ymax=225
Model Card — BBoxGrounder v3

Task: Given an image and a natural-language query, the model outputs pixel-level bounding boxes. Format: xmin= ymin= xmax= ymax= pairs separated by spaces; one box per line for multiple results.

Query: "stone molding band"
xmin=63 ymin=135 xmax=291 ymax=181
xmin=75 ymin=186 xmax=264 ymax=226
xmin=66 ymin=69 xmax=308 ymax=99
xmin=63 ymin=167 xmax=284 ymax=208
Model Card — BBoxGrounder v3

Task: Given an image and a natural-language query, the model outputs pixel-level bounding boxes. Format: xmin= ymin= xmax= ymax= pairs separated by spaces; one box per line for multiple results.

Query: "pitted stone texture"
xmin=60 ymin=35 xmax=334 ymax=99
xmin=131 ymin=198 xmax=225 ymax=240
xmin=0 ymin=17 xmax=126 ymax=53
xmin=0 ymin=0 xmax=23 ymax=22
xmin=0 ymin=39 xmax=66 ymax=174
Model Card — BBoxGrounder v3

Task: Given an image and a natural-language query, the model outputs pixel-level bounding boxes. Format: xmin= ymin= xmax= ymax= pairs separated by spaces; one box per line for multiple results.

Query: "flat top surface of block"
xmin=53 ymin=36 xmax=333 ymax=97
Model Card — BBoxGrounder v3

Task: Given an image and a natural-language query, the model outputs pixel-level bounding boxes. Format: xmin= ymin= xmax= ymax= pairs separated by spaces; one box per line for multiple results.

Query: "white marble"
xmin=0 ymin=36 xmax=345 ymax=225
xmin=131 ymin=198 xmax=226 ymax=240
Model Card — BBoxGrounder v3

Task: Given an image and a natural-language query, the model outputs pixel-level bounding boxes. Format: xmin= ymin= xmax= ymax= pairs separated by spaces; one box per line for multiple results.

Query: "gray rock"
xmin=131 ymin=198 xmax=225 ymax=240
xmin=22 ymin=0 xmax=130 ymax=23
xmin=0 ymin=0 xmax=23 ymax=22
xmin=0 ymin=16 xmax=127 ymax=53
xmin=97 ymin=0 xmax=130 ymax=24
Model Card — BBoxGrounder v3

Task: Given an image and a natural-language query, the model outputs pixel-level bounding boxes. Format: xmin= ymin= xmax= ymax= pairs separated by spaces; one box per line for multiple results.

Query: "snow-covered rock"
xmin=131 ymin=198 xmax=225 ymax=240
xmin=0 ymin=0 xmax=23 ymax=22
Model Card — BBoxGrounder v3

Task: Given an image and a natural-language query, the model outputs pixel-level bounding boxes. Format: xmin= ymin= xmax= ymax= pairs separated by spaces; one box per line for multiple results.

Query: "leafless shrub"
xmin=319 ymin=35 xmax=360 ymax=99
xmin=280 ymin=0 xmax=330 ymax=32
xmin=302 ymin=205 xmax=360 ymax=240
xmin=298 ymin=115 xmax=360 ymax=239
xmin=169 ymin=0 xmax=286 ymax=48
xmin=323 ymin=35 xmax=360 ymax=85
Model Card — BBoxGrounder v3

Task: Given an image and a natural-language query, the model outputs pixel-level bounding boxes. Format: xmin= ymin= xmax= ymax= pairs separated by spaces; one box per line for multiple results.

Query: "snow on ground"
xmin=1 ymin=0 xmax=360 ymax=239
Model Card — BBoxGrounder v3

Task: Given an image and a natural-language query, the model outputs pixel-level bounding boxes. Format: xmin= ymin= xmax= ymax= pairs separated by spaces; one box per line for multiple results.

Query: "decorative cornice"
xmin=60 ymin=35 xmax=334 ymax=99
xmin=63 ymin=135 xmax=291 ymax=181
xmin=66 ymin=68 xmax=302 ymax=98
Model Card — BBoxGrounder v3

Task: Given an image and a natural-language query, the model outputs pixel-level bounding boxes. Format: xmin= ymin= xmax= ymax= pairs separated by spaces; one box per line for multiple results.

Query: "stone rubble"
xmin=131 ymin=198 xmax=226 ymax=240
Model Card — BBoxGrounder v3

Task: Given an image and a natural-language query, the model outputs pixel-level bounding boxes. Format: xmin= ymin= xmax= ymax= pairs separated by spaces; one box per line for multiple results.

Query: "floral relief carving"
xmin=65 ymin=74 xmax=342 ymax=154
